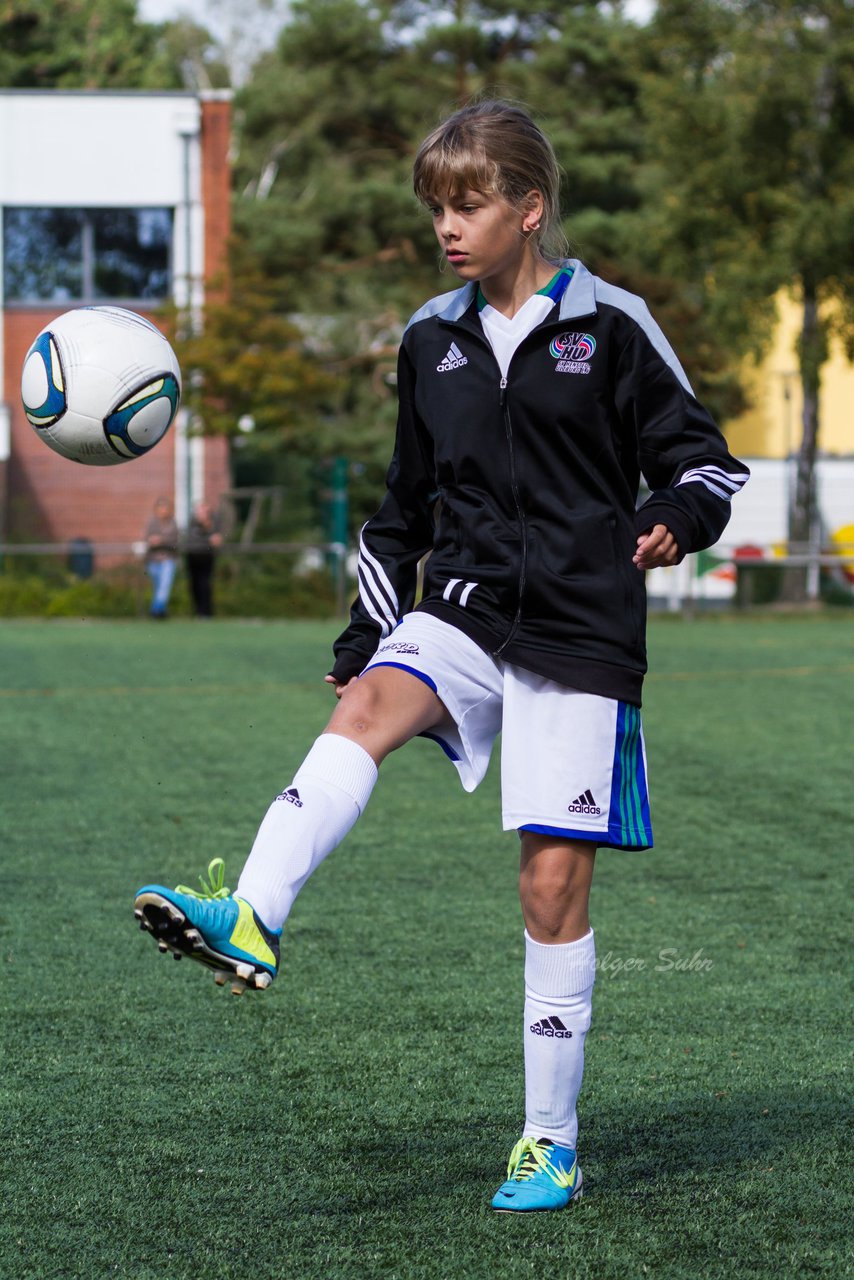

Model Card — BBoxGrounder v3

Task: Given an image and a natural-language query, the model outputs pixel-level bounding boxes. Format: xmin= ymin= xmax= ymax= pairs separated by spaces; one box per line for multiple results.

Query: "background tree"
xmin=153 ymin=17 xmax=231 ymax=91
xmin=228 ymin=0 xmax=429 ymax=525
xmin=165 ymin=256 xmax=332 ymax=443
xmin=641 ymin=0 xmax=854 ymax=592
xmin=0 ymin=0 xmax=189 ymax=88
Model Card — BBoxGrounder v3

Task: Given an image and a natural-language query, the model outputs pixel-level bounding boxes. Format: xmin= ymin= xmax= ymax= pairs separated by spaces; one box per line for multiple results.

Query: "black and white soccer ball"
xmin=21 ymin=305 xmax=181 ymax=465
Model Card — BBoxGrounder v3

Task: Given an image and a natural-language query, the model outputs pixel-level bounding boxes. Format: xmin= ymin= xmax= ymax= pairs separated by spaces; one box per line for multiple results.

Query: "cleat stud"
xmin=255 ymin=973 xmax=272 ymax=990
xmin=184 ymin=929 xmax=201 ymax=944
xmin=214 ymin=972 xmax=227 ymax=986
xmin=133 ymin=909 xmax=143 ymax=921
xmin=230 ymin=982 xmax=245 ymax=996
xmin=157 ymin=942 xmax=168 ymax=953
xmin=235 ymin=963 xmax=253 ymax=982
xmin=172 ymin=951 xmax=182 ymax=960
xmin=164 ymin=904 xmax=183 ymax=923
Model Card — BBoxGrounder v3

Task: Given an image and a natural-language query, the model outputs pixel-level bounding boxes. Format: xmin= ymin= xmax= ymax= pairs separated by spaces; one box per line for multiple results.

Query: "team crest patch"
xmin=550 ymin=332 xmax=596 ymax=375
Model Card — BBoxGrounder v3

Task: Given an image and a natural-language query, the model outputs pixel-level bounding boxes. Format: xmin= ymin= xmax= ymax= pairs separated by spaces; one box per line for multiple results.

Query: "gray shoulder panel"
xmin=593 ymin=279 xmax=694 ymax=395
xmin=404 ymin=283 xmax=476 ymax=333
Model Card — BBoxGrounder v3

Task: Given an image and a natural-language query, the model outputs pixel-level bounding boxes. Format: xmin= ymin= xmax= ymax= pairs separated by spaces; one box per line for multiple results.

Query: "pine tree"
xmin=0 ymin=0 xmax=187 ymax=88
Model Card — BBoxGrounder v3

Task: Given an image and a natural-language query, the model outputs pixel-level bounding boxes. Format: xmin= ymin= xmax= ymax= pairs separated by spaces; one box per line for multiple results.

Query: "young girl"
xmin=135 ymin=101 xmax=748 ymax=1212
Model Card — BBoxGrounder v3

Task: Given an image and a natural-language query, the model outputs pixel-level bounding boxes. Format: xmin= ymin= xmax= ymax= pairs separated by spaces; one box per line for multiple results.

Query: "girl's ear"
xmin=522 ymin=189 xmax=544 ymax=233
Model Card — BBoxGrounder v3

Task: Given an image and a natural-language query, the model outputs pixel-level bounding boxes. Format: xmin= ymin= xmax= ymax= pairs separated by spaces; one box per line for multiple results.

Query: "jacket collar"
xmin=558 ymin=260 xmax=597 ymax=320
xmin=435 ymin=282 xmax=477 ymax=323
xmin=434 ymin=259 xmax=597 ymax=327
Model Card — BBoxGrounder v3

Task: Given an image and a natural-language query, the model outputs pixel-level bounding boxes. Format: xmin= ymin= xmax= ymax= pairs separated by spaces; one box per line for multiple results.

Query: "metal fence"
xmin=653 ymin=540 xmax=854 ymax=612
xmin=1 ymin=538 xmax=852 ymax=618
xmin=0 ymin=540 xmax=353 ymax=616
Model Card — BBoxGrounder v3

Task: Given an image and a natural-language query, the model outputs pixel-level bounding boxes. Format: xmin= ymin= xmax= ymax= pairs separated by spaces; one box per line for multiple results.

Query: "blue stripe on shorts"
xmin=607 ymin=702 xmax=653 ymax=849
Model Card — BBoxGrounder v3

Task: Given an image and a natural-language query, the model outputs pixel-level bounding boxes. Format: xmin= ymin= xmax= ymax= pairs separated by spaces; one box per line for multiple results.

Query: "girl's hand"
xmin=633 ymin=524 xmax=680 ymax=570
xmin=325 ymin=674 xmax=357 ymax=698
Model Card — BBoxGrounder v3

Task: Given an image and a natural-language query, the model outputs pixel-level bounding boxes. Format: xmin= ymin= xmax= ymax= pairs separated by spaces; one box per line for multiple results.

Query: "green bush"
xmin=0 ymin=575 xmax=52 ymax=616
xmin=214 ymin=557 xmax=339 ymax=618
xmin=0 ymin=555 xmax=342 ymax=619
xmin=45 ymin=576 xmax=140 ymax=618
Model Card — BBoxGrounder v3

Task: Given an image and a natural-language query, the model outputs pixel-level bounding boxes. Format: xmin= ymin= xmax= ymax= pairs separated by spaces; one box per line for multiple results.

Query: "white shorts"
xmin=362 ymin=613 xmax=652 ymax=849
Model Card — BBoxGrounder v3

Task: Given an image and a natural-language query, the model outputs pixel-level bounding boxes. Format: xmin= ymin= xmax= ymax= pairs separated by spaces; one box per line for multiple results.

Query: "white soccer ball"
xmin=21 ymin=306 xmax=181 ymax=466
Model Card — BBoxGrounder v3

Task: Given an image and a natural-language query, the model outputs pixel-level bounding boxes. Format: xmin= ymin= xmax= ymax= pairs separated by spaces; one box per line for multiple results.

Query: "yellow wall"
xmin=725 ymin=292 xmax=854 ymax=459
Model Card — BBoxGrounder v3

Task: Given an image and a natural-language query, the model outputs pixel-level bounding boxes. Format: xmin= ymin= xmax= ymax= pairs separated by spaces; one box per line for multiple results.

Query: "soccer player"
xmin=134 ymin=100 xmax=749 ymax=1212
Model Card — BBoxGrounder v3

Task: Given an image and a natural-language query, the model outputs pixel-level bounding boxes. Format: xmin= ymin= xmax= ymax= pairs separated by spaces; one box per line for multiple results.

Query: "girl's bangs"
xmin=414 ymin=142 xmax=498 ymax=205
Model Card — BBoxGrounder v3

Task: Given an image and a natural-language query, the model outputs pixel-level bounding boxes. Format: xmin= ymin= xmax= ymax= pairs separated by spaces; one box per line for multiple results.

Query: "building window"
xmin=3 ymin=207 xmax=173 ymax=303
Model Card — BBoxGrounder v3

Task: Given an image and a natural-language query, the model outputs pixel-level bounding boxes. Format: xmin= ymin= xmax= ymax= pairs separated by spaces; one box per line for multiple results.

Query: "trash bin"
xmin=67 ymin=537 xmax=94 ymax=579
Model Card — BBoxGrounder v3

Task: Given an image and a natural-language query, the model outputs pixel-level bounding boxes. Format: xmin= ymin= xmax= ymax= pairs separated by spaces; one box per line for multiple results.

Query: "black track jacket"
xmin=332 ymin=261 xmax=749 ymax=704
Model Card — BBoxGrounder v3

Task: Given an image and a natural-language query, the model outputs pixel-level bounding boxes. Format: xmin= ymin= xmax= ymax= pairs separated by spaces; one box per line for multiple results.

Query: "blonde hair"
xmin=413 ymin=100 xmax=567 ymax=260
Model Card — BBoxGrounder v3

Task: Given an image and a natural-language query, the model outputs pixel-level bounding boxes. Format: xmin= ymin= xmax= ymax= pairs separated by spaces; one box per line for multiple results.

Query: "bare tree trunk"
xmin=780 ymin=282 xmax=825 ymax=603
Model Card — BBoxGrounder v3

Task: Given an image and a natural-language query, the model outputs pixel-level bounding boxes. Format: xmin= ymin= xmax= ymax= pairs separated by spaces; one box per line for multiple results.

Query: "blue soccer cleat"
xmin=133 ymin=858 xmax=280 ymax=995
xmin=491 ymin=1137 xmax=583 ymax=1212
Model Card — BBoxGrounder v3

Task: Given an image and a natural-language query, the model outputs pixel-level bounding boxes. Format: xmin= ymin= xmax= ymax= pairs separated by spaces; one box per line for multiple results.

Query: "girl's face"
xmin=427 ymin=187 xmax=539 ymax=287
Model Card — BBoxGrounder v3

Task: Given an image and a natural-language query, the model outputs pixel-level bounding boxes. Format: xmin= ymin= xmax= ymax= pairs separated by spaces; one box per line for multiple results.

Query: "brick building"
xmin=0 ymin=89 xmax=232 ymax=551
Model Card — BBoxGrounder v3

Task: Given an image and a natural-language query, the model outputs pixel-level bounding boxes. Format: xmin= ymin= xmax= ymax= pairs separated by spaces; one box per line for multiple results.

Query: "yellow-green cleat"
xmin=133 ymin=859 xmax=280 ymax=995
xmin=491 ymin=1137 xmax=583 ymax=1212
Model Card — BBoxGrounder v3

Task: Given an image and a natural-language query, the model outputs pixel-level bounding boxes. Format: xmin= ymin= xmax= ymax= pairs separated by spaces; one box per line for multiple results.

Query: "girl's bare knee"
xmin=324 ymin=667 xmax=447 ymax=764
xmin=519 ymin=837 xmax=596 ymax=942
xmin=328 ymin=678 xmax=383 ymax=738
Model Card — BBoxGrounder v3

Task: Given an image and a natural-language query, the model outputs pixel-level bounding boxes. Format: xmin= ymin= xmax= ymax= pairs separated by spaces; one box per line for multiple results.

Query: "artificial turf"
xmin=0 ymin=614 xmax=850 ymax=1278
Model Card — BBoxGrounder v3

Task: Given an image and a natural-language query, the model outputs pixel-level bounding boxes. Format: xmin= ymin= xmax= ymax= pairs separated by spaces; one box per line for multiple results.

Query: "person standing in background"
xmin=183 ymin=500 xmax=224 ymax=618
xmin=144 ymin=496 xmax=179 ymax=619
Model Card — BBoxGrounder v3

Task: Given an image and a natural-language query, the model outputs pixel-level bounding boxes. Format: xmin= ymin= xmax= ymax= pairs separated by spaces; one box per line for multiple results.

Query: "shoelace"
xmin=176 ymin=857 xmax=231 ymax=900
xmin=506 ymin=1137 xmax=575 ymax=1189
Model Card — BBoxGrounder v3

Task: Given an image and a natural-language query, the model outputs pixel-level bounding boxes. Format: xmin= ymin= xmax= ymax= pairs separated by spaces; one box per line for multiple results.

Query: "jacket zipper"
xmin=494 ymin=374 xmax=527 ymax=656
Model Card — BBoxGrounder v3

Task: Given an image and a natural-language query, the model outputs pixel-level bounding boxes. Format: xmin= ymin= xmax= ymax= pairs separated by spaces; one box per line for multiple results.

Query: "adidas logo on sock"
xmin=530 ymin=1016 xmax=573 ymax=1039
xmin=437 ymin=342 xmax=468 ymax=373
xmin=568 ymin=788 xmax=602 ymax=816
xmin=276 ymin=786 xmax=303 ymax=808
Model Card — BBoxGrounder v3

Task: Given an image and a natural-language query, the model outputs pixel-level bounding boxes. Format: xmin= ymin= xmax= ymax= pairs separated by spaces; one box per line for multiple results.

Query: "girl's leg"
xmin=517 ymin=833 xmax=597 ymax=1152
xmin=519 ymin=834 xmax=596 ymax=943
xmin=235 ymin=666 xmax=448 ymax=929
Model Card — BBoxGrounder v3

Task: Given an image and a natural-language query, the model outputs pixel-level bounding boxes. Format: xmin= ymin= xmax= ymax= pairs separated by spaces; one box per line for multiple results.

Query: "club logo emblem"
xmin=550 ymin=332 xmax=596 ymax=374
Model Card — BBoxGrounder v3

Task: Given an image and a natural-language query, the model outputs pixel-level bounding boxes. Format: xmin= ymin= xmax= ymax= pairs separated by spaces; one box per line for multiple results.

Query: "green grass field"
xmin=1 ymin=614 xmax=851 ymax=1279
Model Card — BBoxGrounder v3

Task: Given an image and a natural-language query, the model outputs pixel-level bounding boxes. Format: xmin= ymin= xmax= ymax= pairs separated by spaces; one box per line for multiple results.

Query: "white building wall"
xmin=0 ymin=92 xmax=200 ymax=207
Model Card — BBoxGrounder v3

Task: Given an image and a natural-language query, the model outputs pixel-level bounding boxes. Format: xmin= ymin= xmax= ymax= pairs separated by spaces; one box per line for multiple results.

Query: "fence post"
xmin=331 ymin=541 xmax=348 ymax=617
xmin=807 ymin=523 xmax=821 ymax=601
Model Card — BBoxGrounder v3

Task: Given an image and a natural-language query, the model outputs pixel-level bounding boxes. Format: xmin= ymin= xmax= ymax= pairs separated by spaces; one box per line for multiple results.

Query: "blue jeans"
xmin=147 ymin=557 xmax=177 ymax=616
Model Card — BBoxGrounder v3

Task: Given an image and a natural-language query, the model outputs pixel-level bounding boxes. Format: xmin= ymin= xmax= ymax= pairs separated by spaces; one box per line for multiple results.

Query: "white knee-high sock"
xmin=236 ymin=733 xmax=378 ymax=930
xmin=522 ymin=928 xmax=596 ymax=1151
